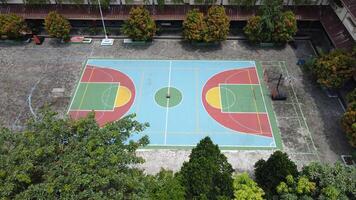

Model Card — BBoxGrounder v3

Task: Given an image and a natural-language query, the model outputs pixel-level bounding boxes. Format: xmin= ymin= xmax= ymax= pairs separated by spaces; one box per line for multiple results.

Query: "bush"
xmin=233 ymin=173 xmax=264 ymax=200
xmin=121 ymin=6 xmax=156 ymax=41
xmin=272 ymin=11 xmax=297 ymax=43
xmin=254 ymin=151 xmax=298 ymax=197
xmin=244 ymin=0 xmax=297 ymax=43
xmin=276 ymin=175 xmax=316 ymax=199
xmin=301 ymin=162 xmax=356 ymax=199
xmin=342 ymin=103 xmax=356 ymax=147
xmin=44 ymin=11 xmax=71 ymax=41
xmin=178 ymin=137 xmax=234 ymax=199
xmin=312 ymin=50 xmax=355 ymax=89
xmin=183 ymin=6 xmax=230 ymax=43
xmin=204 ymin=6 xmax=230 ymax=42
xmin=183 ymin=9 xmax=206 ymax=42
xmin=243 ymin=16 xmax=263 ymax=43
xmin=0 ymin=14 xmax=27 ymax=39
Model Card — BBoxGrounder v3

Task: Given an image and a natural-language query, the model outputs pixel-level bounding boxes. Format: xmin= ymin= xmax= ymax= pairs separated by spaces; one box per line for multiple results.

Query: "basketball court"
xmin=68 ymin=59 xmax=282 ymax=149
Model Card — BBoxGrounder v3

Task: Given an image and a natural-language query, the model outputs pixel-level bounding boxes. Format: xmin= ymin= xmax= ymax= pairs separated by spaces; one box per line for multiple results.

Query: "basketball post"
xmin=271 ymin=74 xmax=287 ymax=100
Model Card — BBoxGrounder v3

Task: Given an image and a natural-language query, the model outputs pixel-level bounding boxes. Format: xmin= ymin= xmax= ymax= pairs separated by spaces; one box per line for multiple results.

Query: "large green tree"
xmin=0 ymin=14 xmax=27 ymax=39
xmin=301 ymin=162 xmax=356 ymax=199
xmin=0 ymin=109 xmax=153 ymax=199
xmin=233 ymin=173 xmax=264 ymax=200
xmin=254 ymin=151 xmax=298 ymax=197
xmin=178 ymin=136 xmax=234 ymax=199
xmin=44 ymin=11 xmax=71 ymax=41
xmin=122 ymin=6 xmax=156 ymax=41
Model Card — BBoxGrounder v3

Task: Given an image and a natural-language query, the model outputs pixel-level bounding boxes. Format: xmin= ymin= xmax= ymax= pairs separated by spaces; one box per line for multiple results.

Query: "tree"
xmin=44 ymin=11 xmax=71 ymax=41
xmin=342 ymin=103 xmax=356 ymax=147
xmin=301 ymin=162 xmax=356 ymax=199
xmin=183 ymin=6 xmax=230 ymax=43
xmin=243 ymin=16 xmax=263 ymax=43
xmin=312 ymin=50 xmax=355 ymax=88
xmin=121 ymin=6 xmax=156 ymax=41
xmin=0 ymin=14 xmax=27 ymax=39
xmin=0 ymin=108 xmax=153 ymax=199
xmin=204 ymin=6 xmax=230 ymax=42
xmin=183 ymin=9 xmax=206 ymax=42
xmin=276 ymin=175 xmax=316 ymax=199
xmin=272 ymin=11 xmax=297 ymax=43
xmin=147 ymin=169 xmax=185 ymax=200
xmin=233 ymin=173 xmax=264 ymax=200
xmin=244 ymin=0 xmax=297 ymax=43
xmin=178 ymin=137 xmax=234 ymax=199
xmin=254 ymin=151 xmax=298 ymax=197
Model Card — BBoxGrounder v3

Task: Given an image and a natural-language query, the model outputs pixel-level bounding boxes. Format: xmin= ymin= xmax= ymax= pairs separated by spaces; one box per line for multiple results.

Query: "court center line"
xmin=164 ymin=61 xmax=172 ymax=145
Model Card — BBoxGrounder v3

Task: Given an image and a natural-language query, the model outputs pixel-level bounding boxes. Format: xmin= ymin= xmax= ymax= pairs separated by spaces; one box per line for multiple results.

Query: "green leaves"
xmin=254 ymin=151 xmax=298 ymax=198
xmin=0 ymin=108 xmax=152 ymax=199
xmin=44 ymin=11 xmax=71 ymax=41
xmin=122 ymin=6 xmax=156 ymax=41
xmin=312 ymin=50 xmax=355 ymax=89
xmin=183 ymin=6 xmax=230 ymax=43
xmin=244 ymin=0 xmax=297 ymax=43
xmin=233 ymin=173 xmax=265 ymax=200
xmin=0 ymin=14 xmax=27 ymax=39
xmin=178 ymin=137 xmax=234 ymax=200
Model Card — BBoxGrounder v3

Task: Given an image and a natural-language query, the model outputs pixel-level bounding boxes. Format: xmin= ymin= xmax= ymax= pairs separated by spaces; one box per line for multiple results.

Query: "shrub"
xmin=254 ymin=151 xmax=298 ymax=197
xmin=183 ymin=6 xmax=230 ymax=43
xmin=0 ymin=14 xmax=27 ymax=39
xmin=44 ymin=11 xmax=71 ymax=41
xmin=342 ymin=103 xmax=356 ymax=147
xmin=243 ymin=16 xmax=263 ymax=43
xmin=244 ymin=0 xmax=297 ymax=43
xmin=233 ymin=173 xmax=264 ymax=200
xmin=312 ymin=50 xmax=355 ymax=89
xmin=183 ymin=9 xmax=206 ymax=42
xmin=301 ymin=162 xmax=356 ymax=199
xmin=178 ymin=137 xmax=234 ymax=199
xmin=121 ymin=6 xmax=156 ymax=41
xmin=272 ymin=11 xmax=297 ymax=43
xmin=204 ymin=6 xmax=230 ymax=42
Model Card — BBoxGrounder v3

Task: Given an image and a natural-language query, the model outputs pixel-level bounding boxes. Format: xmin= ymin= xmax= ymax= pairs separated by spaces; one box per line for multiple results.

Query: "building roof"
xmin=342 ymin=0 xmax=356 ymax=20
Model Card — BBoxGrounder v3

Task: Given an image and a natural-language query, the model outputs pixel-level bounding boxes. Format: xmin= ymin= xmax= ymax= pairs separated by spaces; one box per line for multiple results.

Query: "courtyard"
xmin=0 ymin=39 xmax=352 ymax=173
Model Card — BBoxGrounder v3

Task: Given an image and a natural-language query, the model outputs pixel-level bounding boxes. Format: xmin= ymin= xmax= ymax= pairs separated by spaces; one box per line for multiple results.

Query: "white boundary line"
xmin=281 ymin=61 xmax=320 ymax=161
xmin=254 ymin=61 xmax=277 ymax=147
xmin=164 ymin=61 xmax=172 ymax=145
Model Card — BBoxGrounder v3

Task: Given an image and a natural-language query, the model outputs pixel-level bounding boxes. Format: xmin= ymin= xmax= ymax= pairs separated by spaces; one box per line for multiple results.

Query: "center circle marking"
xmin=155 ymin=87 xmax=182 ymax=108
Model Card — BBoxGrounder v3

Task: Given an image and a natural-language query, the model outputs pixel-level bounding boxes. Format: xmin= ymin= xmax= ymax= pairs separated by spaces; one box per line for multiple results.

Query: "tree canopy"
xmin=254 ymin=151 xmax=298 ymax=198
xmin=0 ymin=109 xmax=155 ymax=199
xmin=233 ymin=173 xmax=265 ymax=200
xmin=178 ymin=136 xmax=234 ymax=199
xmin=121 ymin=6 xmax=156 ymax=41
xmin=183 ymin=6 xmax=230 ymax=43
xmin=44 ymin=11 xmax=71 ymax=41
xmin=0 ymin=14 xmax=28 ymax=39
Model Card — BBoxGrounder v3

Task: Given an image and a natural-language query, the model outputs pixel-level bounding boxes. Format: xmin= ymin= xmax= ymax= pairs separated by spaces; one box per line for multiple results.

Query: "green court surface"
xmin=220 ymin=84 xmax=266 ymax=113
xmin=70 ymin=82 xmax=119 ymax=110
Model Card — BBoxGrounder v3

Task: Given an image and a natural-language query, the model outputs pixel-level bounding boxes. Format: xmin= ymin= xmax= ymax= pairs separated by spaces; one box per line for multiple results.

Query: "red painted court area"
xmin=69 ymin=66 xmax=135 ymax=126
xmin=202 ymin=67 xmax=272 ymax=137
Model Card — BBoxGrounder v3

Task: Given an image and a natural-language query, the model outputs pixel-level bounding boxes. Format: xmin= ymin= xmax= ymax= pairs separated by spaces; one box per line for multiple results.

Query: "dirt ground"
xmin=0 ymin=39 xmax=353 ymax=174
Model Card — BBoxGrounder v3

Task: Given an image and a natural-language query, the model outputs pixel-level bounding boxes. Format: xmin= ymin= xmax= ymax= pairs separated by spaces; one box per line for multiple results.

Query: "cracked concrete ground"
xmin=0 ymin=39 xmax=352 ymax=174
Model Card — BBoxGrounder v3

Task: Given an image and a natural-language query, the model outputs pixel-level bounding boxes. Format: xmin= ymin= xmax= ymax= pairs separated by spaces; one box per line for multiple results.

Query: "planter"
xmin=123 ymin=39 xmax=151 ymax=46
xmin=259 ymin=42 xmax=275 ymax=47
xmin=191 ymin=41 xmax=220 ymax=46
